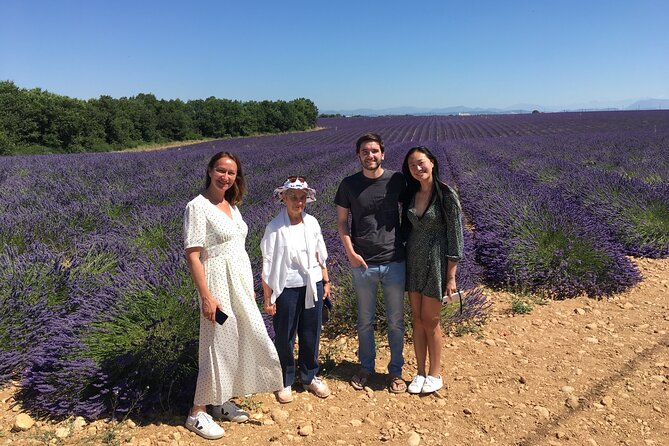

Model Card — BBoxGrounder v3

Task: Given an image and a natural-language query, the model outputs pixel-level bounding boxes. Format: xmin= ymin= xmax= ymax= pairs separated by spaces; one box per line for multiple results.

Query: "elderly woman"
xmin=261 ymin=176 xmax=332 ymax=403
xmin=183 ymin=152 xmax=284 ymax=440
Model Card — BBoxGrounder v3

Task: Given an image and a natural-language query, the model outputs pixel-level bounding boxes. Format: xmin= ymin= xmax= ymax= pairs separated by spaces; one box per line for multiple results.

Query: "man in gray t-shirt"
xmin=334 ymin=132 xmax=407 ymax=393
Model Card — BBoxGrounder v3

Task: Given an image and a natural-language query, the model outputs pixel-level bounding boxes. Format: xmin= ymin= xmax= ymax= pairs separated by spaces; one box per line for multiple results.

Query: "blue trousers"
xmin=351 ymin=261 xmax=406 ymax=377
xmin=272 ymin=282 xmax=324 ymax=387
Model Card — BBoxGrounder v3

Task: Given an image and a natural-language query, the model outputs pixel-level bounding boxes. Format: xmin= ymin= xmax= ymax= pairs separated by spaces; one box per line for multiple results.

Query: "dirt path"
xmin=2 ymin=258 xmax=668 ymax=446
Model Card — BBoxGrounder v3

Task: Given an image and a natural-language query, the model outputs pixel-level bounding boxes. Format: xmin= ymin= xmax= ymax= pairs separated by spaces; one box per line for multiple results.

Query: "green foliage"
xmin=626 ymin=201 xmax=669 ymax=248
xmin=132 ymin=225 xmax=169 ymax=253
xmin=74 ymin=250 xmax=119 ymax=279
xmin=511 ymin=222 xmax=611 ymax=287
xmin=537 ymin=166 xmax=561 ymax=183
xmin=238 ymin=396 xmax=263 ymax=413
xmin=0 ymin=80 xmax=319 ymax=155
xmin=84 ymin=269 xmax=200 ymax=412
xmin=0 ymin=131 xmax=14 ymax=155
xmin=106 ymin=203 xmax=131 ymax=222
xmin=454 ymin=322 xmax=481 ymax=336
xmin=321 ymin=271 xmax=357 ymax=338
xmin=510 ymin=295 xmax=533 ymax=314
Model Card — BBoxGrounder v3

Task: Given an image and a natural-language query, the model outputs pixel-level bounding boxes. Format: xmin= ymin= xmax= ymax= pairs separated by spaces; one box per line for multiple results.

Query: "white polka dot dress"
xmin=184 ymin=194 xmax=284 ymax=405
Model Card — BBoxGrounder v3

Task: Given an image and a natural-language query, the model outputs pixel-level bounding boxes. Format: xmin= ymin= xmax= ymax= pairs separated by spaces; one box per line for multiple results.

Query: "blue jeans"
xmin=351 ymin=261 xmax=405 ymax=376
xmin=272 ymin=283 xmax=324 ymax=387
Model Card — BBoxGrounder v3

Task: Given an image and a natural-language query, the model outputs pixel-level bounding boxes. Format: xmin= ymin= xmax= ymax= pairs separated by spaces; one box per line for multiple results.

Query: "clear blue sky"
xmin=1 ymin=0 xmax=667 ymax=111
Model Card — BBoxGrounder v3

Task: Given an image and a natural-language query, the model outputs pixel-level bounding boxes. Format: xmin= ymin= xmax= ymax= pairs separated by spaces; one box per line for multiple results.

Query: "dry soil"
xmin=1 ymin=258 xmax=668 ymax=446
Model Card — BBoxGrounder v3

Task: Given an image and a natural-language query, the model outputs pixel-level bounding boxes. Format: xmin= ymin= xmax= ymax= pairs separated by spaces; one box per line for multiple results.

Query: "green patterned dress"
xmin=405 ymin=187 xmax=464 ymax=300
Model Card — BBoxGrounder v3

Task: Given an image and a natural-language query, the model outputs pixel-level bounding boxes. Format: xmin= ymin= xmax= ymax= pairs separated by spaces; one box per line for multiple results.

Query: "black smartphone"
xmin=215 ymin=308 xmax=228 ymax=325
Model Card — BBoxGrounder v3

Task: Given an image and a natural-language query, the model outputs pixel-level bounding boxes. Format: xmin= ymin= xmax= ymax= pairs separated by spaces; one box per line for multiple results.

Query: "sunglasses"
xmin=287 ymin=176 xmax=306 ymax=183
xmin=443 ymin=290 xmax=464 ymax=314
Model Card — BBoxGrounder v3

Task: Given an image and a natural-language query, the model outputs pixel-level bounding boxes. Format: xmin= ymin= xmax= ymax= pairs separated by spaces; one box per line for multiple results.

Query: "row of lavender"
xmin=478 ymin=134 xmax=669 ymax=258
xmin=1 ymin=111 xmax=667 ymax=419
xmin=443 ymin=141 xmax=643 ymax=298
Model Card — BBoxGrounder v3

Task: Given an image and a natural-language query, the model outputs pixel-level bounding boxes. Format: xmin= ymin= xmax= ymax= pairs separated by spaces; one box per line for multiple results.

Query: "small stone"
xmin=0 ymin=389 xmax=13 ymax=404
xmin=263 ymin=419 xmax=276 ymax=426
xmin=585 ymin=337 xmax=599 ymax=344
xmin=463 ymin=408 xmax=473 ymax=415
xmin=126 ymin=419 xmax=137 ymax=429
xmin=556 ymin=431 xmax=569 ymax=439
xmin=601 ymin=396 xmax=613 ymax=406
xmin=484 ymin=339 xmax=496 ymax=346
xmin=565 ymin=396 xmax=580 ymax=409
xmin=350 ymin=419 xmax=363 ymax=426
xmin=407 ymin=431 xmax=421 ymax=446
xmin=270 ymin=408 xmax=289 ymax=423
xmin=298 ymin=424 xmax=313 ymax=436
xmin=13 ymin=413 xmax=35 ymax=431
xmin=72 ymin=416 xmax=87 ymax=431
xmin=519 ymin=376 xmax=527 ymax=384
xmin=585 ymin=323 xmax=598 ymax=330
xmin=574 ymin=308 xmax=586 ymax=315
xmin=561 ymin=386 xmax=574 ymax=394
xmin=55 ymin=427 xmax=70 ymax=439
xmin=535 ymin=406 xmax=550 ymax=419
xmin=653 ymin=406 xmax=661 ymax=413
xmin=588 ymin=439 xmax=598 ymax=446
xmin=651 ymin=375 xmax=666 ymax=383
xmin=327 ymin=406 xmax=342 ymax=414
xmin=366 ymin=388 xmax=374 ymax=398
xmin=171 ymin=431 xmax=181 ymax=441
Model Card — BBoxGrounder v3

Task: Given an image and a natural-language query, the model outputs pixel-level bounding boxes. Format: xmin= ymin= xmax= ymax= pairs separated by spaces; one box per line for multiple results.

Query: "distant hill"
xmin=626 ymin=99 xmax=669 ymax=110
xmin=322 ymin=98 xmax=669 ymax=116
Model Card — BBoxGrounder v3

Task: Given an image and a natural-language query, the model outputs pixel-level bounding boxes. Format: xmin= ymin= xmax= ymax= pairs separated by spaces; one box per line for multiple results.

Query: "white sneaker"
xmin=211 ymin=401 xmax=249 ymax=423
xmin=185 ymin=411 xmax=225 ymax=440
xmin=304 ymin=377 xmax=331 ymax=398
xmin=421 ymin=375 xmax=443 ymax=393
xmin=407 ymin=375 xmax=426 ymax=394
xmin=275 ymin=386 xmax=294 ymax=403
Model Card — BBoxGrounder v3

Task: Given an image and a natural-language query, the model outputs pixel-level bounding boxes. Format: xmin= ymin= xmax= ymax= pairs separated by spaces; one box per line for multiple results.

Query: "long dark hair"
xmin=205 ymin=151 xmax=247 ymax=206
xmin=401 ymin=146 xmax=449 ymax=222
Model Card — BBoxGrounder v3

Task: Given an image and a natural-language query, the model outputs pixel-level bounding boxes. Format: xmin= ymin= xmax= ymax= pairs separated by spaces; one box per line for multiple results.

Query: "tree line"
xmin=0 ymin=81 xmax=319 ymax=155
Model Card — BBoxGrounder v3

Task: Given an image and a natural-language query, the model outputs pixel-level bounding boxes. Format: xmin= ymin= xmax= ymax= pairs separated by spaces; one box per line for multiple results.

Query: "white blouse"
xmin=261 ymin=208 xmax=327 ymax=308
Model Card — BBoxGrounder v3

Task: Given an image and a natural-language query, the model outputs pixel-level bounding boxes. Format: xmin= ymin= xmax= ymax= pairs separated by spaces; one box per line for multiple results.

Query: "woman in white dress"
xmin=183 ymin=151 xmax=284 ymax=440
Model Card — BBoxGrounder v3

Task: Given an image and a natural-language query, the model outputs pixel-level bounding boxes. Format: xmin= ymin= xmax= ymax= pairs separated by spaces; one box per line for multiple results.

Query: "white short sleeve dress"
xmin=184 ymin=194 xmax=284 ymax=405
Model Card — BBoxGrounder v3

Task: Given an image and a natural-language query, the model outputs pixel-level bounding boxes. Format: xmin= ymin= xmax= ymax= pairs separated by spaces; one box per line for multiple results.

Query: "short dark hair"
xmin=356 ymin=132 xmax=385 ymax=153
xmin=205 ymin=151 xmax=247 ymax=206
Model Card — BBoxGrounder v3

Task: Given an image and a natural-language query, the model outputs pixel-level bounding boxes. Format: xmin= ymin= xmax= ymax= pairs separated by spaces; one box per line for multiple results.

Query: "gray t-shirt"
xmin=334 ymin=170 xmax=406 ymax=264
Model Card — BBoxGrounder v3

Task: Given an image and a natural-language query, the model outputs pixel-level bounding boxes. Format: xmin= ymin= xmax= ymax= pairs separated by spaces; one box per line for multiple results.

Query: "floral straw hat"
xmin=273 ymin=176 xmax=317 ymax=204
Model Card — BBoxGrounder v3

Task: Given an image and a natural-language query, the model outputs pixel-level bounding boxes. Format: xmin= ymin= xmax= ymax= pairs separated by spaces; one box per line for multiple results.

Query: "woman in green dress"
xmin=401 ymin=146 xmax=464 ymax=394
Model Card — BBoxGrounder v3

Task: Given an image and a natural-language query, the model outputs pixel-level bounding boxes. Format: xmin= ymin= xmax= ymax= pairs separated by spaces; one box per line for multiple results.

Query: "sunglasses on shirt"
xmin=287 ymin=176 xmax=306 ymax=183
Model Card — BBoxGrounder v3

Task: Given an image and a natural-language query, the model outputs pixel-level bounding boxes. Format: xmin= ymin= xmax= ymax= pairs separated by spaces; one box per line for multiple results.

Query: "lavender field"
xmin=1 ymin=110 xmax=668 ymax=419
